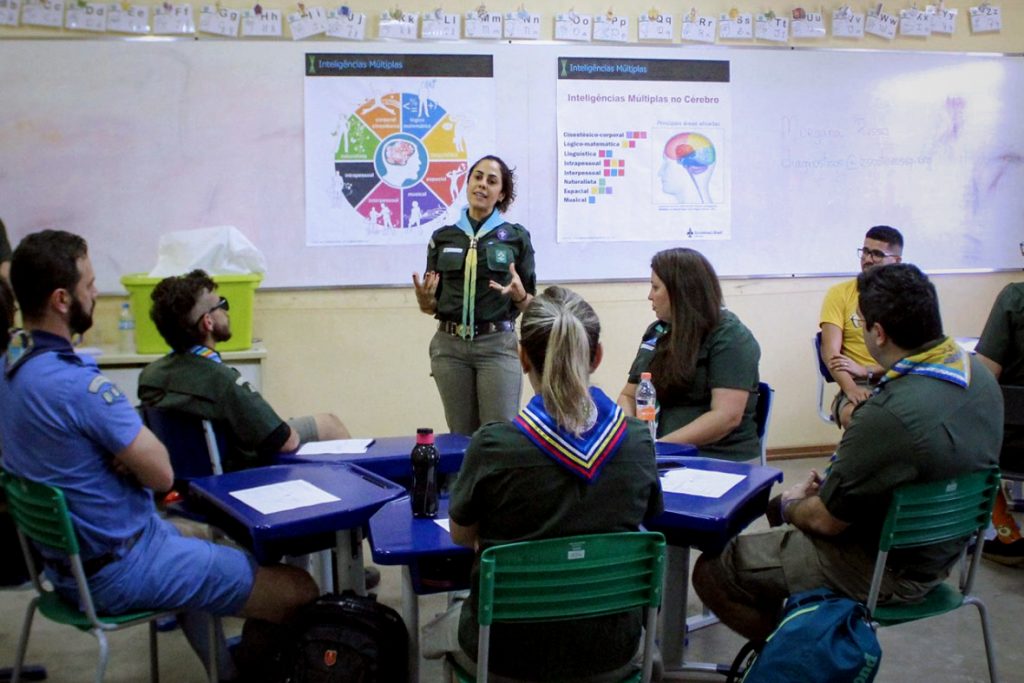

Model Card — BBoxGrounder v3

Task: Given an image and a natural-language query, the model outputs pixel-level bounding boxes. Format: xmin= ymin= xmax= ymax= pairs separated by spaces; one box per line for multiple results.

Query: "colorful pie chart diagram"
xmin=333 ymin=91 xmax=469 ymax=230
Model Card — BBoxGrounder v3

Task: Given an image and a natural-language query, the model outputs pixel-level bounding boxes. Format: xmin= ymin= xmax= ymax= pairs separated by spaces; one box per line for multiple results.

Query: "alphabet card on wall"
xmin=718 ymin=11 xmax=752 ymax=39
xmin=199 ymin=5 xmax=241 ymax=37
xmin=899 ymin=7 xmax=931 ymax=37
xmin=325 ymin=7 xmax=363 ymax=40
xmin=681 ymin=12 xmax=716 ymax=43
xmin=593 ymin=13 xmax=629 ymax=42
xmin=555 ymin=11 xmax=592 ymax=41
xmin=153 ymin=2 xmax=195 ymax=34
xmin=421 ymin=10 xmax=459 ymax=39
xmin=755 ymin=13 xmax=789 ymax=42
xmin=790 ymin=8 xmax=825 ymax=39
xmin=378 ymin=10 xmax=418 ymax=39
xmin=503 ymin=9 xmax=539 ymax=39
xmin=287 ymin=6 xmax=326 ymax=39
xmin=21 ymin=0 xmax=64 ymax=28
xmin=465 ymin=9 xmax=501 ymax=39
xmin=638 ymin=12 xmax=673 ymax=41
xmin=65 ymin=2 xmax=106 ymax=31
xmin=832 ymin=7 xmax=865 ymax=38
xmin=969 ymin=4 xmax=1001 ymax=33
xmin=242 ymin=7 xmax=282 ymax=37
xmin=0 ymin=0 xmax=19 ymax=26
xmin=929 ymin=4 xmax=957 ymax=34
xmin=107 ymin=3 xmax=149 ymax=33
xmin=865 ymin=6 xmax=898 ymax=39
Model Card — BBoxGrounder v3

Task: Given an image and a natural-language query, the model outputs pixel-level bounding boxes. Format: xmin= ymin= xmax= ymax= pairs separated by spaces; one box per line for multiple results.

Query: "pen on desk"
xmin=352 ymin=468 xmax=394 ymax=490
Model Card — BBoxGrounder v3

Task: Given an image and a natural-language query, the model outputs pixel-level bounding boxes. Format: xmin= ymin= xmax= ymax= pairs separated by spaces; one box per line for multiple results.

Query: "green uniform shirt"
xmin=976 ymin=282 xmax=1024 ymax=462
xmin=449 ymin=416 xmax=663 ymax=681
xmin=818 ymin=352 xmax=1002 ymax=577
xmin=138 ymin=352 xmax=288 ymax=472
xmin=627 ymin=311 xmax=760 ymax=461
xmin=426 ymin=218 xmax=535 ymax=324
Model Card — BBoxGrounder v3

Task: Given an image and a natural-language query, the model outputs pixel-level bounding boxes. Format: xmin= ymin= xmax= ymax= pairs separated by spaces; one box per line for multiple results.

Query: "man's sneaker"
xmin=982 ymin=538 xmax=1024 ymax=567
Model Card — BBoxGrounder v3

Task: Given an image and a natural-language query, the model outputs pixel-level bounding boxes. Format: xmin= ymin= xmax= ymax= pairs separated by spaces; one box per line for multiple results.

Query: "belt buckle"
xmin=456 ymin=323 xmax=468 ymax=337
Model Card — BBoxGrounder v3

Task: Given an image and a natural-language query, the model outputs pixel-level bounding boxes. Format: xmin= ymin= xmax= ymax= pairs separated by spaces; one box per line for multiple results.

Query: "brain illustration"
xmin=384 ymin=139 xmax=416 ymax=166
xmin=663 ymin=133 xmax=716 ymax=174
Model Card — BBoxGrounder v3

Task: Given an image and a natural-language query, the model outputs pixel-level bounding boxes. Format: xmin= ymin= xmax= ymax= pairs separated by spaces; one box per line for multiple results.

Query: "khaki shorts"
xmin=830 ymin=380 xmax=872 ymax=426
xmin=704 ymin=527 xmax=941 ymax=610
xmin=286 ymin=415 xmax=319 ymax=444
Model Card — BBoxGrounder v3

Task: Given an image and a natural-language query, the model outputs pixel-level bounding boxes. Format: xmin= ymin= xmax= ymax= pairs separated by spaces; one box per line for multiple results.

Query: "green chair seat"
xmin=37 ymin=591 xmax=162 ymax=630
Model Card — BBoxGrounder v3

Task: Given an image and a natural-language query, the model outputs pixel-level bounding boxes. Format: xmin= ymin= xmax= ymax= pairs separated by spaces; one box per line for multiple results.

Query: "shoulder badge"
xmin=88 ymin=375 xmax=124 ymax=404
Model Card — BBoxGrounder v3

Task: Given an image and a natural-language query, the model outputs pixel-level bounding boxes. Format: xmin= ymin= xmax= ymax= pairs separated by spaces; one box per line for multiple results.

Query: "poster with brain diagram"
xmin=305 ymin=54 xmax=495 ymax=245
xmin=557 ymin=56 xmax=731 ymax=242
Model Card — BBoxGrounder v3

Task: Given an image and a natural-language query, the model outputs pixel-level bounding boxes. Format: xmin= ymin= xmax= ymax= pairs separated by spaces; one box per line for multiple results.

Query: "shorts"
xmin=830 ymin=380 xmax=871 ymax=426
xmin=287 ymin=415 xmax=319 ymax=444
xmin=53 ymin=515 xmax=256 ymax=616
xmin=705 ymin=527 xmax=940 ymax=609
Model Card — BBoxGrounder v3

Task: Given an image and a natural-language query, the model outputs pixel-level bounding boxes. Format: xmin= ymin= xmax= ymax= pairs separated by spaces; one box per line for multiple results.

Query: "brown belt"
xmin=438 ymin=320 xmax=515 ymax=337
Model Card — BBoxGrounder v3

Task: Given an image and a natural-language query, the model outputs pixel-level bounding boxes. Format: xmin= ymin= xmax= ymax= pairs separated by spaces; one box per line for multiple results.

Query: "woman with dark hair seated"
xmin=424 ymin=285 xmax=664 ymax=682
xmin=618 ymin=248 xmax=761 ymax=461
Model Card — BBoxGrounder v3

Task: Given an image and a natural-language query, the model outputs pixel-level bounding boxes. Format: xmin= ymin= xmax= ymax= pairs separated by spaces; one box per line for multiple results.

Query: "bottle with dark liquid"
xmin=411 ymin=427 xmax=440 ymax=518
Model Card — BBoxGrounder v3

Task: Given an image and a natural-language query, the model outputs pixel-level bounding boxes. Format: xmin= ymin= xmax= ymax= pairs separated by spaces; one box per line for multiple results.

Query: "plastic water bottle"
xmin=636 ymin=372 xmax=657 ymax=440
xmin=118 ymin=302 xmax=135 ymax=353
xmin=411 ymin=428 xmax=440 ymax=518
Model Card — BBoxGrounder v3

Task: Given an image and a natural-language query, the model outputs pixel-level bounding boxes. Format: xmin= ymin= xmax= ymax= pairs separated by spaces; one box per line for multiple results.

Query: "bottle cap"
xmin=641 ymin=372 xmax=652 ymax=381
xmin=415 ymin=427 xmax=435 ymax=445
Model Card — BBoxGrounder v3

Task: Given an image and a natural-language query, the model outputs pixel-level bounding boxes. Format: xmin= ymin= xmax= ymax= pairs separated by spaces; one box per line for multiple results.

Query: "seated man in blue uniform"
xmin=138 ymin=269 xmax=349 ymax=472
xmin=694 ymin=264 xmax=1002 ymax=642
xmin=0 ymin=230 xmax=318 ymax=677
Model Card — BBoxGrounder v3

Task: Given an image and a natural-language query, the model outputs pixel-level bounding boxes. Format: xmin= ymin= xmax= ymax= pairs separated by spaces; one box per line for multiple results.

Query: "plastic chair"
xmin=754 ymin=382 xmax=774 ymax=467
xmin=140 ymin=406 xmax=226 ymax=490
xmin=812 ymin=332 xmax=836 ymax=424
xmin=865 ymin=468 xmax=1001 ymax=683
xmin=0 ymin=469 xmax=218 ymax=683
xmin=450 ymin=531 xmax=666 ymax=683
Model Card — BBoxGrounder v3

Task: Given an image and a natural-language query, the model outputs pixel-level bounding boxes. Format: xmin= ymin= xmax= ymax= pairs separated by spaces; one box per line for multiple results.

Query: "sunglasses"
xmin=194 ymin=296 xmax=229 ymax=326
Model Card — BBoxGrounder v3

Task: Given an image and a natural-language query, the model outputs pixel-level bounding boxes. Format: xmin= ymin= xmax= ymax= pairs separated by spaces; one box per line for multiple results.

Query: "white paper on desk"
xmin=434 ymin=518 xmax=450 ymax=532
xmin=229 ymin=479 xmax=339 ymax=515
xmin=660 ymin=469 xmax=744 ymax=498
xmin=296 ymin=438 xmax=375 ymax=455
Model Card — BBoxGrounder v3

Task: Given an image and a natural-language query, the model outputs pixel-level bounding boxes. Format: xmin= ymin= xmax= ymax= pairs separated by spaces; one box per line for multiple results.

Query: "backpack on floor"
xmin=733 ymin=588 xmax=882 ymax=683
xmin=289 ymin=591 xmax=409 ymax=683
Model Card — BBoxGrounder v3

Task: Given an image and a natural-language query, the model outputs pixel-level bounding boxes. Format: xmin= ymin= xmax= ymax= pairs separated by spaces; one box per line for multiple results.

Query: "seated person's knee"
xmin=314 ymin=413 xmax=350 ymax=440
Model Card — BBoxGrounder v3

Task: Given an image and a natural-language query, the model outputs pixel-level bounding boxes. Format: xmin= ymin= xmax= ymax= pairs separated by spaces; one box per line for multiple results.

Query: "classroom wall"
xmin=9 ymin=0 xmax=1023 ymax=453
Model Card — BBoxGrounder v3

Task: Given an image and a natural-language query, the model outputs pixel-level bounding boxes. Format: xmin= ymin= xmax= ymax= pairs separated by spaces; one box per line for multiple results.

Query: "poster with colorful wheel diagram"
xmin=305 ymin=53 xmax=496 ymax=246
xmin=556 ymin=56 xmax=731 ymax=242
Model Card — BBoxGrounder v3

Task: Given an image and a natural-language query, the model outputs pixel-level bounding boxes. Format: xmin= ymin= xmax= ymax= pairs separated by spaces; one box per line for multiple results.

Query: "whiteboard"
xmin=1 ymin=40 xmax=1022 ymax=291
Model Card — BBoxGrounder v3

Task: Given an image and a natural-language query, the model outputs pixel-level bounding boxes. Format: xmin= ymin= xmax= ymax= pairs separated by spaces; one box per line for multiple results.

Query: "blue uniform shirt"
xmin=1 ymin=331 xmax=151 ymax=560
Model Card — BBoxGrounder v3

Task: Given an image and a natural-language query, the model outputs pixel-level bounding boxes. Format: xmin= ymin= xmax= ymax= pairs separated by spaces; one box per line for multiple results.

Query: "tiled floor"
xmin=2 ymin=456 xmax=1022 ymax=682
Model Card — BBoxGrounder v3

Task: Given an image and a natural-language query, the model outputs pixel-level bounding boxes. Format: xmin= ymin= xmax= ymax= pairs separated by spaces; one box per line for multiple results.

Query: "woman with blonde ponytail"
xmin=423 ymin=286 xmax=664 ymax=682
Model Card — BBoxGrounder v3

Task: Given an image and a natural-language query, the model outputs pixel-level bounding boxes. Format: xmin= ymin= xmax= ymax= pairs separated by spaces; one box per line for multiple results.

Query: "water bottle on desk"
xmin=411 ymin=427 xmax=439 ymax=518
xmin=636 ymin=371 xmax=657 ymax=441
xmin=118 ymin=302 xmax=135 ymax=353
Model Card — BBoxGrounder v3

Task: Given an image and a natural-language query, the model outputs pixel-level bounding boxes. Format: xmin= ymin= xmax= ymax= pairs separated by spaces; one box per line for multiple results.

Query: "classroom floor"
xmin=2 ymin=456 xmax=1023 ymax=682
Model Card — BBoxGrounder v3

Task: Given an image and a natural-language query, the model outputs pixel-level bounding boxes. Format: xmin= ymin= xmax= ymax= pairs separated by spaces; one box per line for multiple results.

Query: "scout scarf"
xmin=189 ymin=345 xmax=222 ymax=363
xmin=455 ymin=206 xmax=506 ymax=339
xmin=880 ymin=336 xmax=970 ymax=389
xmin=514 ymin=386 xmax=628 ymax=482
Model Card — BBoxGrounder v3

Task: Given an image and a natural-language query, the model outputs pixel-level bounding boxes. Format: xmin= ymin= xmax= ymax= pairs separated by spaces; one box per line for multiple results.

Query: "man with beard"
xmin=0 ymin=231 xmax=318 ymax=678
xmin=139 ymin=269 xmax=349 ymax=473
xmin=819 ymin=225 xmax=904 ymax=428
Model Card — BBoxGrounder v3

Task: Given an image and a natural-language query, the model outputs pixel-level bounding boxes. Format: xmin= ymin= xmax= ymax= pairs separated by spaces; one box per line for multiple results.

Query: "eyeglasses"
xmin=857 ymin=247 xmax=898 ymax=262
xmin=194 ymin=297 xmax=229 ymax=326
xmin=850 ymin=312 xmax=864 ymax=329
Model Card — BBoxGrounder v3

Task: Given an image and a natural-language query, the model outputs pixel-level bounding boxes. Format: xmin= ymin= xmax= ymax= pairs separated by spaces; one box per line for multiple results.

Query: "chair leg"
xmin=92 ymin=629 xmax=110 ymax=683
xmin=11 ymin=595 xmax=40 ymax=683
xmin=149 ymin=621 xmax=160 ymax=683
xmin=207 ymin=616 xmax=219 ymax=683
xmin=965 ymin=597 xmax=999 ymax=683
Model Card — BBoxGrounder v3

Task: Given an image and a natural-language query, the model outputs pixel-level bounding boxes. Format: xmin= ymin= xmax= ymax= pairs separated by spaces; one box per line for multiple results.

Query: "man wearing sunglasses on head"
xmin=139 ymin=269 xmax=350 ymax=472
xmin=819 ymin=226 xmax=903 ymax=428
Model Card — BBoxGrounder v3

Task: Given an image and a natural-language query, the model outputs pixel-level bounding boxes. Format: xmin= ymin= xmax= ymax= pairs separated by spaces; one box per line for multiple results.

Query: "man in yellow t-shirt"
xmin=819 ymin=226 xmax=903 ymax=428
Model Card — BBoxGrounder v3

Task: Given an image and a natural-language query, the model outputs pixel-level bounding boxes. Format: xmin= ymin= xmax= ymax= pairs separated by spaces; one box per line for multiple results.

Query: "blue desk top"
xmin=189 ymin=462 xmax=405 ymax=563
xmin=368 ymin=496 xmax=470 ymax=565
xmin=278 ymin=433 xmax=471 ymax=483
xmin=655 ymin=441 xmax=698 ymax=457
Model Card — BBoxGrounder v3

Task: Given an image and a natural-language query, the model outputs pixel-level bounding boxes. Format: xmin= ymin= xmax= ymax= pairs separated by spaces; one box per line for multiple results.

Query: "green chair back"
xmin=466 ymin=531 xmax=665 ymax=683
xmin=1 ymin=469 xmax=81 ymax=556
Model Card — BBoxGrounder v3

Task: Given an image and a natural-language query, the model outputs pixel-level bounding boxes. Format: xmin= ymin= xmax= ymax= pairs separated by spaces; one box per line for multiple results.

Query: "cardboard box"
xmin=121 ymin=273 xmax=262 ymax=354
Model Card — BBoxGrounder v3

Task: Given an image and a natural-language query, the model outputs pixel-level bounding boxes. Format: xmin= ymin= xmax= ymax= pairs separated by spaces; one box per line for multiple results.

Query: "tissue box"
xmin=121 ymin=273 xmax=263 ymax=354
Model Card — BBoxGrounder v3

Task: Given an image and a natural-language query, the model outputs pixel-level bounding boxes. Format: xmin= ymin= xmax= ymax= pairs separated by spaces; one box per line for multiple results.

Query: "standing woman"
xmin=412 ymin=155 xmax=536 ymax=435
xmin=618 ymin=248 xmax=761 ymax=461
xmin=423 ymin=286 xmax=663 ymax=681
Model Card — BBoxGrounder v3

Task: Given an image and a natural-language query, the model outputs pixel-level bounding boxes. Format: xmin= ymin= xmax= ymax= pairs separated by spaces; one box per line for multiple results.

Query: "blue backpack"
xmin=735 ymin=588 xmax=882 ymax=683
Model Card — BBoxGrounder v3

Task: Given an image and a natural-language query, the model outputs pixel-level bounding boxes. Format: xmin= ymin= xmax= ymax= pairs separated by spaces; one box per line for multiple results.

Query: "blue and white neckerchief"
xmin=880 ymin=336 xmax=969 ymax=389
xmin=514 ymin=386 xmax=628 ymax=483
xmin=189 ymin=345 xmax=222 ymax=364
